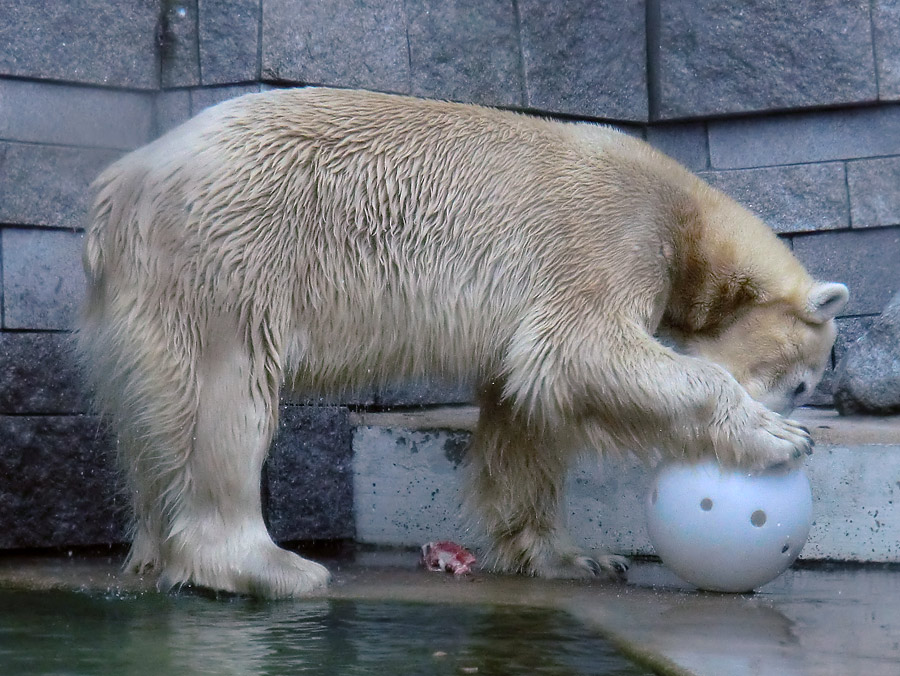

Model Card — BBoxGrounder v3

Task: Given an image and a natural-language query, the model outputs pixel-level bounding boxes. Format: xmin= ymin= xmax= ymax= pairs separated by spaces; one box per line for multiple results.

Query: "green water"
xmin=0 ymin=589 xmax=653 ymax=675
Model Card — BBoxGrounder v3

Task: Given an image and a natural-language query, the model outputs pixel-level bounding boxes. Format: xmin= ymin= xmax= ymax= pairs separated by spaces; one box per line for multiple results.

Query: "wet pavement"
xmin=1 ymin=550 xmax=897 ymax=676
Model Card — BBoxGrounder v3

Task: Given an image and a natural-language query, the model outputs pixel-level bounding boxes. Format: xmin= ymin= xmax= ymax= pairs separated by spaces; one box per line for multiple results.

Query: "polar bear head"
xmin=677 ymin=282 xmax=849 ymax=415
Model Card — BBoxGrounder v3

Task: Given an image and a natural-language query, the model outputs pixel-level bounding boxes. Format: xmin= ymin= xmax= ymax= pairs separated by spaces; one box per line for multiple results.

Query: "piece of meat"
xmin=421 ymin=541 xmax=476 ymax=576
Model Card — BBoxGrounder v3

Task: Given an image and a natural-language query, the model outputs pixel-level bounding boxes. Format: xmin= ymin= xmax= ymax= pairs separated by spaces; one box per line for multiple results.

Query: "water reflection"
xmin=0 ymin=591 xmax=652 ymax=675
xmin=653 ymin=599 xmax=805 ymax=676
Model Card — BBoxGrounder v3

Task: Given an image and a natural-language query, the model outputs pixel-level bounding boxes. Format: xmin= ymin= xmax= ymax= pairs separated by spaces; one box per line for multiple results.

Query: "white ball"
xmin=645 ymin=460 xmax=813 ymax=592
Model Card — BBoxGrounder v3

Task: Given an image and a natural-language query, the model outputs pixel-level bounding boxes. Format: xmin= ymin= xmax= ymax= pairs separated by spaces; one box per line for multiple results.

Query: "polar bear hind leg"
xmin=88 ymin=304 xmax=329 ymax=598
xmin=155 ymin=321 xmax=329 ymax=598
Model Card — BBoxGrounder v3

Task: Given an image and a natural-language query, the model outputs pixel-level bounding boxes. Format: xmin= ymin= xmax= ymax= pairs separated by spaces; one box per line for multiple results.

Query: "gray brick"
xmin=0 ymin=0 xmax=159 ymax=89
xmin=266 ymin=406 xmax=354 ymax=541
xmin=155 ymin=89 xmax=192 ymax=136
xmin=0 ymin=415 xmax=126 ymax=549
xmin=848 ymin=156 xmax=900 ymax=228
xmin=0 ymin=143 xmax=119 ymax=230
xmin=0 ymin=332 xmax=88 ymax=415
xmin=700 ymin=164 xmax=849 ymax=234
xmin=656 ymin=0 xmax=877 ymax=120
xmin=407 ymin=0 xmax=522 ymax=107
xmin=874 ymin=0 xmax=900 ymax=100
xmin=645 ymin=122 xmax=708 ymax=171
xmin=198 ymin=0 xmax=260 ymax=85
xmin=190 ymin=84 xmax=261 ymax=115
xmin=2 ymin=229 xmax=86 ymax=331
xmin=792 ymin=228 xmax=900 ymax=316
xmin=708 ymin=106 xmax=900 ymax=169
xmin=519 ymin=0 xmax=647 ymax=121
xmin=261 ymin=0 xmax=410 ymax=93
xmin=0 ymin=79 xmax=154 ymax=151
xmin=160 ymin=0 xmax=201 ymax=88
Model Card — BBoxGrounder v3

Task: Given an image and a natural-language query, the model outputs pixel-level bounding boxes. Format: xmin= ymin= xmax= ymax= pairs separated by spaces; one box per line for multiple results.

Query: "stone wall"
xmin=2 ymin=0 xmax=899 ymax=550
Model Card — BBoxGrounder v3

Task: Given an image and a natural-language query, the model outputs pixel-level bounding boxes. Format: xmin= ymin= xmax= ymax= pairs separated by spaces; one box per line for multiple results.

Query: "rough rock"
xmin=834 ymin=291 xmax=900 ymax=415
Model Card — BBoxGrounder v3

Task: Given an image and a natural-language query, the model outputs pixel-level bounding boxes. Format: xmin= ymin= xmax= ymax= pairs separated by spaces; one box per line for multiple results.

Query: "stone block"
xmin=352 ymin=417 xmax=653 ymax=555
xmin=656 ymin=0 xmax=877 ymax=120
xmin=645 ymin=122 xmax=708 ymax=171
xmin=848 ymin=157 xmax=900 ymax=228
xmin=2 ymin=229 xmax=86 ymax=331
xmin=792 ymin=228 xmax=900 ymax=316
xmin=834 ymin=291 xmax=900 ymax=415
xmin=375 ymin=379 xmax=475 ymax=408
xmin=160 ymin=0 xmax=201 ymax=88
xmin=700 ymin=164 xmax=849 ymax=234
xmin=190 ymin=84 xmax=261 ymax=114
xmin=266 ymin=406 xmax=354 ymax=541
xmin=353 ymin=408 xmax=900 ymax=563
xmin=284 ymin=388 xmax=377 ymax=408
xmin=0 ymin=415 xmax=126 ymax=550
xmin=407 ymin=0 xmax=522 ymax=107
xmin=261 ymin=0 xmax=410 ymax=93
xmin=802 ymin=435 xmax=900 ymax=563
xmin=0 ymin=0 xmax=159 ymax=89
xmin=709 ymin=106 xmax=900 ymax=169
xmin=0 ymin=143 xmax=119 ymax=230
xmin=874 ymin=0 xmax=900 ymax=101
xmin=519 ymin=0 xmax=647 ymax=121
xmin=0 ymin=79 xmax=154 ymax=151
xmin=155 ymin=89 xmax=193 ymax=135
xmin=0 ymin=332 xmax=88 ymax=415
xmin=353 ymin=425 xmax=471 ymax=546
xmin=198 ymin=0 xmax=261 ymax=85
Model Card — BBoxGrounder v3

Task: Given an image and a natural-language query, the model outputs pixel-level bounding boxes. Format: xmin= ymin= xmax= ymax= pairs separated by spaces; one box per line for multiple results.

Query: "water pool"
xmin=0 ymin=589 xmax=654 ymax=675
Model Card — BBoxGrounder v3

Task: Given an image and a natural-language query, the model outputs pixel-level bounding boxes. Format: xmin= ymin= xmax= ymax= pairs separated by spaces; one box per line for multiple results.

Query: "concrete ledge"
xmin=352 ymin=407 xmax=900 ymax=563
xmin=795 ymin=408 xmax=900 ymax=446
xmin=352 ymin=407 xmax=900 ymax=445
xmin=350 ymin=406 xmax=480 ymax=432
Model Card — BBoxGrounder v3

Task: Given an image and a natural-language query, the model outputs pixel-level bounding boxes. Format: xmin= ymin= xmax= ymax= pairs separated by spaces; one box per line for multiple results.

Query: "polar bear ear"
xmin=803 ymin=282 xmax=849 ymax=323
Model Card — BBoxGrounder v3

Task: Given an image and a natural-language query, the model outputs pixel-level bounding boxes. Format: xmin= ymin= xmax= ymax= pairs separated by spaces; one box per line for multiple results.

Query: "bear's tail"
xmin=76 ymin=158 xmax=148 ymax=415
xmin=81 ymin=164 xmax=122 ymax=302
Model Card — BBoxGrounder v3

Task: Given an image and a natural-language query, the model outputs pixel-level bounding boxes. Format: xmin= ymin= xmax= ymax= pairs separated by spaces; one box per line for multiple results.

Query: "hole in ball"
xmin=781 ymin=543 xmax=790 ymax=554
xmin=700 ymin=497 xmax=713 ymax=511
xmin=751 ymin=510 xmax=767 ymax=527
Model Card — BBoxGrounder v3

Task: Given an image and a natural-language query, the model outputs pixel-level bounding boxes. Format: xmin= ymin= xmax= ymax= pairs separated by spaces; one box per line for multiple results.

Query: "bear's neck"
xmin=662 ymin=186 xmax=808 ymax=335
xmin=664 ymin=245 xmax=760 ymax=335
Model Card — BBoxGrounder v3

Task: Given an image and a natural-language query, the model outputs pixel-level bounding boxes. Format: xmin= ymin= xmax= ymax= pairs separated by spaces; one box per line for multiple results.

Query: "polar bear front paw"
xmin=733 ymin=403 xmax=813 ymax=470
xmin=535 ymin=553 xmax=629 ymax=581
xmin=491 ymin=546 xmax=629 ymax=582
xmin=581 ymin=554 xmax=630 ymax=580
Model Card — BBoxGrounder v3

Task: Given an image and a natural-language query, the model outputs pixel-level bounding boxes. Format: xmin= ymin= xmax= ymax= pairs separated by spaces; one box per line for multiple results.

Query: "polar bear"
xmin=79 ymin=87 xmax=848 ymax=598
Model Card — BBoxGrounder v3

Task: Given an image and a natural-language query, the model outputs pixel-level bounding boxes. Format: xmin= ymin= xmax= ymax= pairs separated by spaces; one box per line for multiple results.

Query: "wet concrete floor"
xmin=0 ymin=550 xmax=897 ymax=676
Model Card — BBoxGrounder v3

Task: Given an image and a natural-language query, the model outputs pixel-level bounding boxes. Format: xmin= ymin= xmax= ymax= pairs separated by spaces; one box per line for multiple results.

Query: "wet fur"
xmin=79 ymin=88 xmax=846 ymax=597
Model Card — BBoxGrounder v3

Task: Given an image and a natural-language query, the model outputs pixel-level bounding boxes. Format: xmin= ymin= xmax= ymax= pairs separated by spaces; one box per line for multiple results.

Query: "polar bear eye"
xmin=793 ymin=383 xmax=807 ymax=397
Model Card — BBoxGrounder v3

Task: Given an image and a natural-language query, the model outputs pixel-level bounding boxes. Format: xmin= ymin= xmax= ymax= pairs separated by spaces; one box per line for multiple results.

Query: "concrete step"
xmin=349 ymin=407 xmax=900 ymax=563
